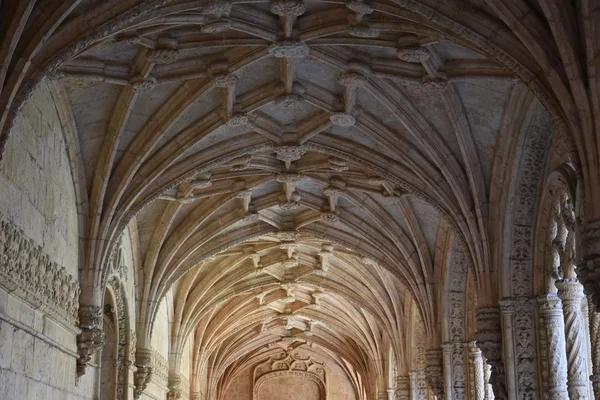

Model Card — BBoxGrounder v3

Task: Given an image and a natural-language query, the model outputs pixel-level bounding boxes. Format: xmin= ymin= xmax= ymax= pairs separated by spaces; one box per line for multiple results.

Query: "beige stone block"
xmin=14 ymin=373 xmax=30 ymax=399
xmin=0 ymin=368 xmax=18 ymax=400
xmin=0 ymin=321 xmax=14 ymax=370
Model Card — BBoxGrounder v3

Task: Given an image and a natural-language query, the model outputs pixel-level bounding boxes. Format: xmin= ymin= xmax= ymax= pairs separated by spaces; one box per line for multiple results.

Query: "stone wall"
xmin=259 ymin=375 xmax=320 ymax=400
xmin=0 ymin=81 xmax=90 ymax=400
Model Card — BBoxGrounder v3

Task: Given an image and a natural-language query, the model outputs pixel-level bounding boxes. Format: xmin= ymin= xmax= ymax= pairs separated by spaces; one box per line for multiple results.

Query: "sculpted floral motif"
xmin=131 ymin=75 xmax=157 ymax=93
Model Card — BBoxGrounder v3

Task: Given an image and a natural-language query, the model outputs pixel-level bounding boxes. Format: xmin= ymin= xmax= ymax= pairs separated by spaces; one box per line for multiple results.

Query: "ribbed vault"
xmin=3 ymin=0 xmax=586 ymax=398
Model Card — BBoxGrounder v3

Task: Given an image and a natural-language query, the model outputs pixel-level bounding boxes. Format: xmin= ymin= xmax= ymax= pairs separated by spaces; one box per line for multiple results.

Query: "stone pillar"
xmin=537 ymin=293 xmax=569 ymax=399
xmin=395 ymin=376 xmax=410 ymax=399
xmin=425 ymin=349 xmax=443 ymax=398
xmin=498 ymin=300 xmax=517 ymax=399
xmin=441 ymin=343 xmax=453 ymax=400
xmin=475 ymin=307 xmax=507 ymax=399
xmin=133 ymin=348 xmax=153 ymax=399
xmin=408 ymin=370 xmax=418 ymax=400
xmin=468 ymin=342 xmax=485 ymax=400
xmin=556 ymin=279 xmax=590 ymax=399
xmin=387 ymin=388 xmax=395 ymax=400
xmin=581 ymin=298 xmax=595 ymax=399
xmin=589 ymin=300 xmax=600 ymax=398
xmin=76 ymin=305 xmax=105 ymax=377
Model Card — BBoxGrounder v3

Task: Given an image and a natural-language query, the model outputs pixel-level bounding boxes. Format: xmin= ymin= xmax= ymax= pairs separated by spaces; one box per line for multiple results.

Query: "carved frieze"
xmin=0 ymin=214 xmax=80 ymax=328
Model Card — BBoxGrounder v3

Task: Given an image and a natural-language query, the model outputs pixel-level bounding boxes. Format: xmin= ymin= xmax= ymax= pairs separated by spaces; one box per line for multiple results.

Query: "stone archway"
xmin=254 ymin=372 xmax=326 ymax=400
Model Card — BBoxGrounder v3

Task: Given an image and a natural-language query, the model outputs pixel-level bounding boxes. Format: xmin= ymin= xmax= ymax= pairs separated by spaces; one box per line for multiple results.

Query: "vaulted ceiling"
xmin=1 ymin=0 xmax=570 ymax=397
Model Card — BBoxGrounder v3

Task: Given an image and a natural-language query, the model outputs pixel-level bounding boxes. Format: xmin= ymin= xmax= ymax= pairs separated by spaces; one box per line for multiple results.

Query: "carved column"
xmin=77 ymin=305 xmax=105 ymax=377
xmin=537 ymin=293 xmax=569 ymax=399
xmin=408 ymin=370 xmax=418 ymax=400
xmin=425 ymin=349 xmax=443 ymax=398
xmin=475 ymin=307 xmax=507 ymax=399
xmin=441 ymin=343 xmax=453 ymax=399
xmin=589 ymin=299 xmax=600 ymax=398
xmin=133 ymin=348 xmax=153 ymax=399
xmin=395 ymin=376 xmax=410 ymax=399
xmin=468 ymin=342 xmax=485 ymax=400
xmin=556 ymin=279 xmax=590 ymax=399
xmin=483 ymin=362 xmax=493 ymax=400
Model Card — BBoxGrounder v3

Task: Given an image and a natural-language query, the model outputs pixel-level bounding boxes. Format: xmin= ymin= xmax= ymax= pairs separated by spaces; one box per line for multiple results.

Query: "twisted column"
xmin=577 ymin=220 xmax=600 ymax=307
xmin=425 ymin=348 xmax=444 ymax=398
xmin=588 ymin=300 xmax=600 ymax=398
xmin=483 ymin=362 xmax=493 ymax=400
xmin=556 ymin=279 xmax=590 ymax=399
xmin=537 ymin=293 xmax=568 ymax=399
xmin=408 ymin=370 xmax=418 ymax=400
xmin=468 ymin=342 xmax=485 ymax=400
xmin=395 ymin=375 xmax=410 ymax=399
xmin=475 ymin=307 xmax=508 ymax=399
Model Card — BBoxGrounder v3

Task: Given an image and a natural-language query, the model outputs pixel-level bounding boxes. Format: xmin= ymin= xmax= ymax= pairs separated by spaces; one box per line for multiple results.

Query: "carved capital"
xmin=77 ymin=305 xmax=105 ymax=377
xmin=270 ymin=0 xmax=306 ymax=16
xmin=133 ymin=349 xmax=154 ymax=399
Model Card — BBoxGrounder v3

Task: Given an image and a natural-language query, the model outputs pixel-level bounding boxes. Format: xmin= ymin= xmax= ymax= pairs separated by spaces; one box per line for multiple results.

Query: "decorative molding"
xmin=268 ymin=41 xmax=309 ymax=58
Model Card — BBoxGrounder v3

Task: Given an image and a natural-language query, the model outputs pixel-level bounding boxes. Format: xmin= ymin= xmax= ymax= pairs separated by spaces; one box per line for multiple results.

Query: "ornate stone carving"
xmin=577 ymin=220 xmax=600 ymax=307
xmin=329 ymin=112 xmax=356 ymax=127
xmin=226 ymin=113 xmax=252 ymax=127
xmin=348 ymin=24 xmax=379 ymax=38
xmin=77 ymin=306 xmax=105 ymax=377
xmin=537 ymin=294 xmax=569 ymax=399
xmin=555 ymin=279 xmax=589 ymax=399
xmin=134 ymin=349 xmax=154 ymax=399
xmin=212 ymin=73 xmax=238 ymax=88
xmin=130 ymin=75 xmax=157 ymax=93
xmin=275 ymin=93 xmax=304 ymax=109
xmin=203 ymin=0 xmax=232 ymax=16
xmin=320 ymin=211 xmax=339 ymax=223
xmin=270 ymin=0 xmax=306 ymax=16
xmin=167 ymin=375 xmax=182 ymax=400
xmin=275 ymin=145 xmax=306 ymax=167
xmin=345 ymin=0 xmax=373 ymax=14
xmin=475 ymin=307 xmax=508 ymax=400
xmin=268 ymin=41 xmax=310 ymax=58
xmin=338 ymin=71 xmax=368 ymax=87
xmin=468 ymin=342 xmax=485 ymax=400
xmin=148 ymin=36 xmax=179 ymax=64
xmin=395 ymin=46 xmax=430 ymax=63
xmin=276 ymin=172 xmax=304 ymax=183
xmin=108 ymin=277 xmax=129 ymax=400
xmin=0 ymin=214 xmax=80 ymax=328
xmin=425 ymin=349 xmax=444 ymax=398
xmin=328 ymin=157 xmax=349 ymax=171
xmin=421 ymin=77 xmax=447 ymax=94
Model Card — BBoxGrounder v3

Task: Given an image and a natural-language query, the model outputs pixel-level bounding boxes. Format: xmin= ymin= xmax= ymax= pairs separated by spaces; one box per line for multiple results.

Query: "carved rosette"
xmin=577 ymin=220 xmax=600 ymax=307
xmin=395 ymin=46 xmax=430 ymax=63
xmin=77 ymin=306 xmax=106 ymax=377
xmin=537 ymin=294 xmax=569 ymax=399
xmin=212 ymin=73 xmax=238 ymax=88
xmin=425 ymin=349 xmax=444 ymax=398
xmin=338 ymin=71 xmax=367 ymax=87
xmin=555 ymin=279 xmax=589 ymax=399
xmin=149 ymin=36 xmax=179 ymax=64
xmin=319 ymin=211 xmax=339 ymax=223
xmin=348 ymin=24 xmax=379 ymax=38
xmin=475 ymin=307 xmax=508 ymax=400
xmin=275 ymin=145 xmax=306 ymax=167
xmin=268 ymin=41 xmax=310 ymax=58
xmin=270 ymin=0 xmax=306 ymax=16
xmin=130 ymin=75 xmax=157 ymax=93
xmin=345 ymin=0 xmax=373 ymax=14
xmin=275 ymin=93 xmax=304 ymax=109
xmin=226 ymin=113 xmax=253 ymax=127
xmin=134 ymin=349 xmax=154 ymax=399
xmin=329 ymin=112 xmax=356 ymax=127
